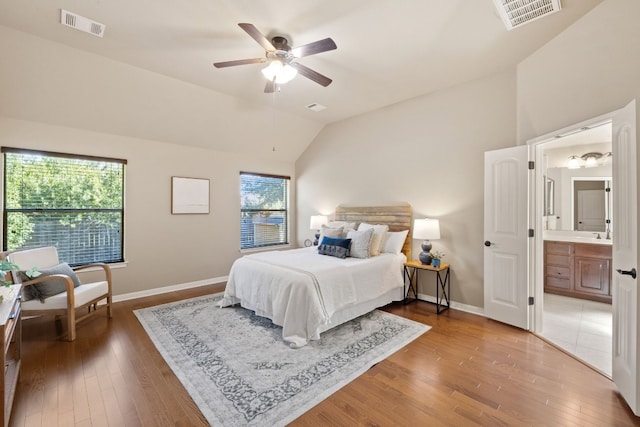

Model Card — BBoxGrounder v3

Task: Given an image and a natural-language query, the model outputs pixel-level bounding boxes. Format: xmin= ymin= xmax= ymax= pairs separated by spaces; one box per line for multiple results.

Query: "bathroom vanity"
xmin=544 ymin=233 xmax=612 ymax=303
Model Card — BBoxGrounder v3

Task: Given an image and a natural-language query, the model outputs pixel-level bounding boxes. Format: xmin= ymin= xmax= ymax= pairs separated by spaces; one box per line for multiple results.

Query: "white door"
xmin=577 ymin=189 xmax=606 ymax=231
xmin=612 ymin=100 xmax=639 ymax=415
xmin=484 ymin=145 xmax=530 ymax=329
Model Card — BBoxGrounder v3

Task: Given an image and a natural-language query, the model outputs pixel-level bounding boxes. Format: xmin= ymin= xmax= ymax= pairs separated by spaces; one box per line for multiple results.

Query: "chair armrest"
xmin=73 ymin=263 xmax=111 ymax=274
xmin=72 ymin=263 xmax=112 ymax=290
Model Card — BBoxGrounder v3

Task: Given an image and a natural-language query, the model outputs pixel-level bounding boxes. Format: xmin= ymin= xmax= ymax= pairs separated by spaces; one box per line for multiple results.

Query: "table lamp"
xmin=413 ymin=218 xmax=440 ymax=265
xmin=310 ymin=215 xmax=328 ymax=246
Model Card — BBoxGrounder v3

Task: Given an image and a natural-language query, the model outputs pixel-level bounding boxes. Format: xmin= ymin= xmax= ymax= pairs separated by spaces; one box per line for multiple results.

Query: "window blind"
xmin=240 ymin=172 xmax=289 ymax=249
xmin=3 ymin=148 xmax=126 ymax=265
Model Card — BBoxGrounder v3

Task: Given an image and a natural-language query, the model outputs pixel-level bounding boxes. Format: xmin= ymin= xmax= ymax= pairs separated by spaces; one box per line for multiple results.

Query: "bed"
xmin=218 ymin=203 xmax=413 ymax=347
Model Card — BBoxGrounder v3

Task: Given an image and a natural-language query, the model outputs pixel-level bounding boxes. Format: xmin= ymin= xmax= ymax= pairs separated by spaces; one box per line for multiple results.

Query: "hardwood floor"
xmin=9 ymin=284 xmax=639 ymax=426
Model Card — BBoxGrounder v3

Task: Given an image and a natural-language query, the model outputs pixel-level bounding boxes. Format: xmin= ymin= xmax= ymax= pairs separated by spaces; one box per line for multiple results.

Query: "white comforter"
xmin=218 ymin=247 xmax=405 ymax=347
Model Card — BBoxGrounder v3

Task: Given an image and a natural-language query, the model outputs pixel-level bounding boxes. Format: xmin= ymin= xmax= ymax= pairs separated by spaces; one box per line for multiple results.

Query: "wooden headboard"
xmin=334 ymin=203 xmax=413 ymax=259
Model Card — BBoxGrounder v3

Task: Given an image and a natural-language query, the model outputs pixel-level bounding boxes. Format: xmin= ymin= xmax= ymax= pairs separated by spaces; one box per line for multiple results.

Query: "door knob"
xmin=616 ymin=268 xmax=637 ymax=279
xmin=484 ymin=241 xmax=495 ymax=247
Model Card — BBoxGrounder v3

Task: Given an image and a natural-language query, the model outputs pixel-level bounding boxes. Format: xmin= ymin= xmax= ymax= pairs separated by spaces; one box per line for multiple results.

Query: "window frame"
xmin=2 ymin=147 xmax=126 ymax=266
xmin=240 ymin=171 xmax=290 ymax=250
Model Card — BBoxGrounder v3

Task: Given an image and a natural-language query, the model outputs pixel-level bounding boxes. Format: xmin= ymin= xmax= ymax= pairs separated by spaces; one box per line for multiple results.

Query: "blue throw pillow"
xmin=318 ymin=244 xmax=350 ymax=259
xmin=318 ymin=237 xmax=351 ymax=258
xmin=320 ymin=237 xmax=351 ymax=249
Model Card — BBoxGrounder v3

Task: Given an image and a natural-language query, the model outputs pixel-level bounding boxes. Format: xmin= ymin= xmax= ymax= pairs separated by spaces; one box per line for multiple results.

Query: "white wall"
xmin=0 ymin=117 xmax=295 ymax=296
xmin=517 ymin=0 xmax=640 ymax=143
xmin=296 ymin=70 xmax=517 ymax=308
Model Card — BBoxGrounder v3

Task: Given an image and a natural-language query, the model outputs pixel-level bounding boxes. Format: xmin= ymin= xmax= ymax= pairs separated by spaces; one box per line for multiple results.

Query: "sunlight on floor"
xmin=541 ymin=293 xmax=612 ymax=377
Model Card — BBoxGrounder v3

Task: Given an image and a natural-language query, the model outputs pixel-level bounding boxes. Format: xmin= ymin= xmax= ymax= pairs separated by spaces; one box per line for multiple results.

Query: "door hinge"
xmin=528 ymin=229 xmax=534 ymax=237
xmin=528 ymin=161 xmax=534 ymax=170
xmin=528 ymin=296 xmax=534 ymax=305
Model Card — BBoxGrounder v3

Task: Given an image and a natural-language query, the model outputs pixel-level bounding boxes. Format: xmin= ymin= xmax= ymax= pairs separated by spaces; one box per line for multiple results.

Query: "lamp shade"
xmin=413 ymin=218 xmax=440 ymax=240
xmin=567 ymin=156 xmax=581 ymax=169
xmin=310 ymin=215 xmax=328 ymax=230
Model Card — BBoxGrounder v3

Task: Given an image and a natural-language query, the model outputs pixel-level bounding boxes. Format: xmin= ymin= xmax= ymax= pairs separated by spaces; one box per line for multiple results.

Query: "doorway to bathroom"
xmin=538 ymin=122 xmax=613 ymax=376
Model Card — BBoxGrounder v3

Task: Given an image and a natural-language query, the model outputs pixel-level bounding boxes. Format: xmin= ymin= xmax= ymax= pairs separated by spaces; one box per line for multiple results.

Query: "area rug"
xmin=134 ymin=293 xmax=430 ymax=426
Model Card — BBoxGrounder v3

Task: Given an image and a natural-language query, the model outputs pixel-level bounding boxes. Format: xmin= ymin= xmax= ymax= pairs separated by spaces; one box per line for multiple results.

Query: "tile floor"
xmin=541 ymin=293 xmax=612 ymax=377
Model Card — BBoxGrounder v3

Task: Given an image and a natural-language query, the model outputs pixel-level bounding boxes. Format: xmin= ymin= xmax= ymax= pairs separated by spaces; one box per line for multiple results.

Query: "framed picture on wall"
xmin=171 ymin=176 xmax=210 ymax=214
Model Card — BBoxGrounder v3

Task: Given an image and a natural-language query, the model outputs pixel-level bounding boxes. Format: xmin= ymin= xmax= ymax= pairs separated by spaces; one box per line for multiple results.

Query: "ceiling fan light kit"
xmin=261 ymin=61 xmax=297 ymax=84
xmin=213 ymin=23 xmax=336 ymax=93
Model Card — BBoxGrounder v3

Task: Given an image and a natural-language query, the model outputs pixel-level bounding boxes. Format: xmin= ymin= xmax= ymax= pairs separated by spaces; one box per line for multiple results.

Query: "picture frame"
xmin=171 ymin=176 xmax=210 ymax=214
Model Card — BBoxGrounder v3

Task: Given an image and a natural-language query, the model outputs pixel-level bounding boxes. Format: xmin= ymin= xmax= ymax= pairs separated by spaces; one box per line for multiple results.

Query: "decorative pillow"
xmin=346 ymin=228 xmax=374 ymax=258
xmin=357 ymin=223 xmax=389 ymax=256
xmin=319 ymin=225 xmax=343 ymax=243
xmin=382 ymin=230 xmax=410 ymax=254
xmin=318 ymin=237 xmax=352 ymax=259
xmin=20 ymin=262 xmax=81 ymax=303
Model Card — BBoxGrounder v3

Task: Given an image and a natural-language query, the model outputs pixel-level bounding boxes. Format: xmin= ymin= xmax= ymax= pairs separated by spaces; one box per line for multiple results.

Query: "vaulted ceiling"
xmin=0 ymin=0 xmax=603 ymax=160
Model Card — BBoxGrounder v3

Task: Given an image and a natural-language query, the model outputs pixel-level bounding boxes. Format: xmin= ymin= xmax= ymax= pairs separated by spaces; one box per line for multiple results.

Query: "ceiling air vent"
xmin=493 ymin=0 xmax=562 ymax=30
xmin=306 ymin=103 xmax=327 ymax=112
xmin=60 ymin=9 xmax=106 ymax=37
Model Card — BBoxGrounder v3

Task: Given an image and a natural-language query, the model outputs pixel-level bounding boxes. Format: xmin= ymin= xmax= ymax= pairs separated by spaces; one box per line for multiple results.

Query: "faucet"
xmin=593 ymin=232 xmax=601 ymax=239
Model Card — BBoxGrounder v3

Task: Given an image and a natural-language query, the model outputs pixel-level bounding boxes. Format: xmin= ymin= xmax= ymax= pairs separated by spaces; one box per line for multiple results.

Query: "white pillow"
xmin=382 ymin=230 xmax=409 ymax=254
xmin=347 ymin=228 xmax=374 ymax=258
xmin=319 ymin=225 xmax=343 ymax=244
xmin=357 ymin=223 xmax=389 ymax=256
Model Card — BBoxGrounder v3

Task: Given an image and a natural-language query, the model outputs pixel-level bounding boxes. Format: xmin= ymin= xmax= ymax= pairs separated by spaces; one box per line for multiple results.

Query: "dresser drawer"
xmin=574 ymin=243 xmax=612 ymax=258
xmin=546 ymin=265 xmax=570 ymax=279
xmin=545 ymin=241 xmax=572 ymax=255
xmin=545 ymin=276 xmax=571 ymax=290
xmin=546 ymin=254 xmax=571 ymax=267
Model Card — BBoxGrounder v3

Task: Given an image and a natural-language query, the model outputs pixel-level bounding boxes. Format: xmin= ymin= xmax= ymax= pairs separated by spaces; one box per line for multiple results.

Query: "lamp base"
xmin=313 ymin=232 xmax=320 ymax=246
xmin=419 ymin=240 xmax=433 ymax=265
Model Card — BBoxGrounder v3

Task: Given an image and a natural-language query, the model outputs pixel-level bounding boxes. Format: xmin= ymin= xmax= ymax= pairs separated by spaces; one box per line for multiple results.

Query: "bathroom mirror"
xmin=571 ymin=177 xmax=611 ymax=232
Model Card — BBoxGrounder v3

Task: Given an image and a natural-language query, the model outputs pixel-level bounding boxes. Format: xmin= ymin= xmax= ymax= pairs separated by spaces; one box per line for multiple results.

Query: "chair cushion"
xmin=21 ymin=281 xmax=108 ymax=311
xmin=20 ymin=262 xmax=81 ymax=302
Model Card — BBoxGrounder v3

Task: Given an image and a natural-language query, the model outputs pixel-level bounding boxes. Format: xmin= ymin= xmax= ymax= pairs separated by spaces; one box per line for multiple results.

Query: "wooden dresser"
xmin=0 ymin=285 xmax=21 ymax=427
xmin=544 ymin=240 xmax=612 ymax=303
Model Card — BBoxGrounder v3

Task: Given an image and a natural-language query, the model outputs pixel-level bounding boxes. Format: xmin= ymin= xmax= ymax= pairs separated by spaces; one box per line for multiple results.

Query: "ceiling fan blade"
xmin=290 ymin=63 xmax=332 ymax=87
xmin=292 ymin=38 xmax=337 ymax=58
xmin=264 ymin=79 xmax=276 ymax=93
xmin=213 ymin=57 xmax=266 ymax=68
xmin=238 ymin=23 xmax=275 ymax=51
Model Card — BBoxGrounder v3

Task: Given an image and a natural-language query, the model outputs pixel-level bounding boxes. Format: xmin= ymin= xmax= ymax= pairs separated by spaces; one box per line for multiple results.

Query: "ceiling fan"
xmin=213 ymin=23 xmax=337 ymax=93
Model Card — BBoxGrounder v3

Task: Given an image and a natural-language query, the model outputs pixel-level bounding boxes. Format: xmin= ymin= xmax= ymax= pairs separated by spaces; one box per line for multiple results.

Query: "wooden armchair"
xmin=7 ymin=246 xmax=112 ymax=341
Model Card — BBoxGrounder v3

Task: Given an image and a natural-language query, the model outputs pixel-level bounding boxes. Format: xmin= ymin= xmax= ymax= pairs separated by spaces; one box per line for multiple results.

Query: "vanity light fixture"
xmin=567 ymin=152 xmax=609 ymax=169
xmin=567 ymin=156 xmax=581 ymax=169
xmin=581 ymin=152 xmax=603 ymax=168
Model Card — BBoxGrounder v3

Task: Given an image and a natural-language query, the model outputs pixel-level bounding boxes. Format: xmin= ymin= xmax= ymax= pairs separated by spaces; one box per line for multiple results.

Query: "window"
xmin=240 ymin=172 xmax=289 ymax=249
xmin=3 ymin=148 xmax=126 ymax=265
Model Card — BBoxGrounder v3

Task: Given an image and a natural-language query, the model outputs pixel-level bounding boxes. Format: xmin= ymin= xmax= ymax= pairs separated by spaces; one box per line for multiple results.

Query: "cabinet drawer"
xmin=546 ymin=254 xmax=571 ymax=266
xmin=546 ymin=265 xmax=570 ymax=279
xmin=574 ymin=243 xmax=612 ymax=258
xmin=545 ymin=276 xmax=571 ymax=290
xmin=545 ymin=241 xmax=572 ymax=255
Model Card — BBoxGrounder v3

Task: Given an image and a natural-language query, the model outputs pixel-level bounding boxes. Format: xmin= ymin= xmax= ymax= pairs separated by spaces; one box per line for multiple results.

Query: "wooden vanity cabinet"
xmin=544 ymin=240 xmax=612 ymax=303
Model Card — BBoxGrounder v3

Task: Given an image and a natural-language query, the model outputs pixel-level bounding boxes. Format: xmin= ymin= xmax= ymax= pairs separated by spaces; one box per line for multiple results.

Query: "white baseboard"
xmin=112 ymin=276 xmax=228 ymax=303
xmin=416 ymin=292 xmax=484 ymax=317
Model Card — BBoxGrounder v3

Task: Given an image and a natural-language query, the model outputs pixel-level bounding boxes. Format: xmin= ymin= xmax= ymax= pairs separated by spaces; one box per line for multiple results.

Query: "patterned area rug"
xmin=135 ymin=293 xmax=430 ymax=426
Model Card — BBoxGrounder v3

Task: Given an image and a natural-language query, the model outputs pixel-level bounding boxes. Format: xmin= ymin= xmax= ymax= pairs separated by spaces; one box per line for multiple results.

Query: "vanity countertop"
xmin=543 ymin=230 xmax=612 ymax=245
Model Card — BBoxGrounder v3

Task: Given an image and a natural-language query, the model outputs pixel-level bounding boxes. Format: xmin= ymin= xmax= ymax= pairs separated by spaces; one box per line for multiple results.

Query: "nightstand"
xmin=403 ymin=260 xmax=451 ymax=314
